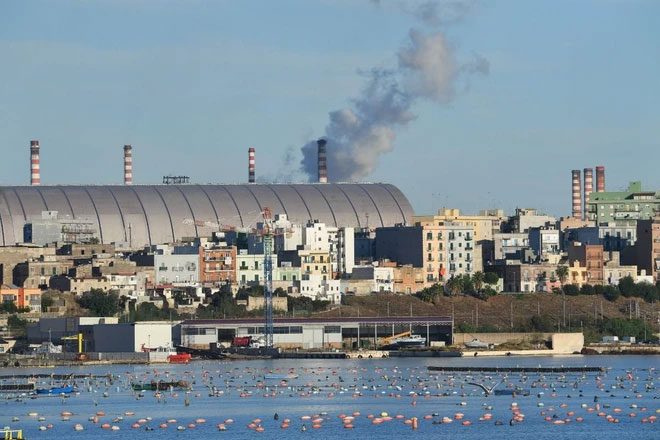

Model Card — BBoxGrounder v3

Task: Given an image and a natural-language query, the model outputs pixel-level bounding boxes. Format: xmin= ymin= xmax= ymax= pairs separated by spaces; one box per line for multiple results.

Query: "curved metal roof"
xmin=0 ymin=184 xmax=413 ymax=247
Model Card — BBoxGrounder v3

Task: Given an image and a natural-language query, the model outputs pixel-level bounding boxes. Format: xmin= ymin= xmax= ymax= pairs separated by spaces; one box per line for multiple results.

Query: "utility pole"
xmin=510 ymin=301 xmax=513 ymax=330
xmin=475 ymin=303 xmax=479 ymax=329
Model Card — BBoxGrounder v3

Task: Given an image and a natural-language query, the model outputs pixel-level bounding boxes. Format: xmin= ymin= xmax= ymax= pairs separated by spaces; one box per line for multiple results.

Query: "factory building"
xmin=0 ymin=184 xmax=413 ymax=248
xmin=179 ymin=316 xmax=453 ymax=350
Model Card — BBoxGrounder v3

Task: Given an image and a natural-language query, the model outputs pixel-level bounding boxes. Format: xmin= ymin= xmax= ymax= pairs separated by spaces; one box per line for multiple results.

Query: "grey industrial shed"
xmin=0 ymin=184 xmax=413 ymax=247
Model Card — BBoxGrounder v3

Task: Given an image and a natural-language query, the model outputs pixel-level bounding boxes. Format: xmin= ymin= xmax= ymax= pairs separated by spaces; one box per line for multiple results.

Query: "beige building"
xmin=414 ymin=208 xmax=506 ymax=242
xmin=414 ymin=219 xmax=480 ymax=283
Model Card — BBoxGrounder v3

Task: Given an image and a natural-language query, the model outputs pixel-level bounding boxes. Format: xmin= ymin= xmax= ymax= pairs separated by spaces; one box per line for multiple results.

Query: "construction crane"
xmin=61 ymin=333 xmax=84 ymax=353
xmin=378 ymin=331 xmax=411 ymax=347
xmin=261 ymin=207 xmax=274 ymax=348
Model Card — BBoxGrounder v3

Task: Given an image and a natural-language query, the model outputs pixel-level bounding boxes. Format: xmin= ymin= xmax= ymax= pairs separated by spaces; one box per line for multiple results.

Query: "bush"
xmin=580 ymin=284 xmax=595 ymax=296
xmin=563 ymin=284 xmax=580 ymax=296
xmin=77 ymin=289 xmax=120 ymax=316
xmin=603 ymin=285 xmax=620 ymax=302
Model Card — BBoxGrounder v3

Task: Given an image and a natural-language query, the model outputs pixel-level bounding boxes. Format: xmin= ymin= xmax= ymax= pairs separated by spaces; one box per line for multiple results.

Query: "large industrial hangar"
xmin=0 ymin=184 xmax=414 ymax=247
xmin=180 ymin=316 xmax=453 ymax=350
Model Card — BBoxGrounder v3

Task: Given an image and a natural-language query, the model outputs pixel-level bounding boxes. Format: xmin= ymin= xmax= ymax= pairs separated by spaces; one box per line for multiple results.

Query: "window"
xmin=324 ymin=326 xmax=341 ymax=334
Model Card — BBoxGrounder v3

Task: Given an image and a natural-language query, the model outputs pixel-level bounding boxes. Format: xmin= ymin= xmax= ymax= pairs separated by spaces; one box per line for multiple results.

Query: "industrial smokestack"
xmin=30 ymin=140 xmax=40 ymax=186
xmin=123 ymin=145 xmax=133 ymax=185
xmin=317 ymin=139 xmax=327 ymax=183
xmin=248 ymin=147 xmax=255 ymax=183
xmin=595 ymin=165 xmax=605 ymax=192
xmin=583 ymin=168 xmax=593 ymax=220
xmin=571 ymin=169 xmax=582 ymax=218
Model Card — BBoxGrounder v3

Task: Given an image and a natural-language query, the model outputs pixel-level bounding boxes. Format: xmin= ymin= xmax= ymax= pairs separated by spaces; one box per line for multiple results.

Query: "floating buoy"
xmin=74 ymin=424 xmax=84 ymax=431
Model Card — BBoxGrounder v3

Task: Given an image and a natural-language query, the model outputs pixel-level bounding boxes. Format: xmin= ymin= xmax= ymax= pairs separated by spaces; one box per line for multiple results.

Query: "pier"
xmin=427 ymin=366 xmax=605 ymax=373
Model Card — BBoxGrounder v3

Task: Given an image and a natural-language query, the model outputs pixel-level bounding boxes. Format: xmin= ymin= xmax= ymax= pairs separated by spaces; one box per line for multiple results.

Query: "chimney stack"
xmin=571 ymin=169 xmax=582 ymax=218
xmin=30 ymin=140 xmax=40 ymax=186
xmin=583 ymin=168 xmax=593 ymax=220
xmin=317 ymin=139 xmax=327 ymax=183
xmin=123 ymin=145 xmax=133 ymax=185
xmin=595 ymin=165 xmax=605 ymax=192
xmin=248 ymin=147 xmax=255 ymax=183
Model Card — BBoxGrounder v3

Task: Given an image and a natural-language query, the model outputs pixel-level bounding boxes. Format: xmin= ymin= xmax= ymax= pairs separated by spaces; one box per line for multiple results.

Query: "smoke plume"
xmin=300 ymin=0 xmax=487 ymax=182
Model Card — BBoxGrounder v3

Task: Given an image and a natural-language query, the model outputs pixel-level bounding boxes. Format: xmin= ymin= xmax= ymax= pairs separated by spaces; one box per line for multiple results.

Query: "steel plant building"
xmin=0 ymin=184 xmax=413 ymax=247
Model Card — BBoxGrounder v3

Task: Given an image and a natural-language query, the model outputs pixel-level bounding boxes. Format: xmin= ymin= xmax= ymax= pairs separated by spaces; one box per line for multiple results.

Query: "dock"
xmin=427 ymin=366 xmax=605 ymax=373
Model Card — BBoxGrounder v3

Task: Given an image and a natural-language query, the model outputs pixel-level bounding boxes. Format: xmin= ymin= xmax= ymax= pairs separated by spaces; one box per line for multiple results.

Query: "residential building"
xmin=587 ymin=181 xmax=660 ymax=224
xmin=529 ymin=226 xmax=560 ymax=261
xmin=12 ymin=255 xmax=74 ymax=289
xmin=568 ymin=242 xmax=604 ymax=285
xmin=0 ymin=284 xmax=42 ymax=312
xmin=492 ymin=233 xmax=529 ymax=262
xmin=503 ymin=263 xmax=561 ymax=293
xmin=23 ymin=211 xmax=98 ymax=246
xmin=199 ymin=244 xmax=237 ymax=286
xmin=633 ymin=216 xmax=660 ymax=282
xmin=414 ymin=208 xmax=506 ymax=242
xmin=505 ymin=208 xmax=556 ymax=233
xmin=154 ymin=244 xmax=199 ymax=285
xmin=603 ymin=251 xmax=637 ymax=285
xmin=236 ymin=251 xmax=278 ymax=287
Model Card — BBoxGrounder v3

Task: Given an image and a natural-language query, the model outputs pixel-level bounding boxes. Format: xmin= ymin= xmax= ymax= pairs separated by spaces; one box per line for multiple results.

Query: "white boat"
xmin=391 ymin=335 xmax=426 ymax=348
xmin=464 ymin=339 xmax=491 ymax=349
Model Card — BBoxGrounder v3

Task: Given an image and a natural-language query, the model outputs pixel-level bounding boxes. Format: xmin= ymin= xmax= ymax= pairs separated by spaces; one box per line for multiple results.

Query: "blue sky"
xmin=1 ymin=0 xmax=658 ymax=217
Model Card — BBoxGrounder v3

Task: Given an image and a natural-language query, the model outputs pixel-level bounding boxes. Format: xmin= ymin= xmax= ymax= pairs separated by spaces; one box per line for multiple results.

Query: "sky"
xmin=1 ymin=0 xmax=658 ymax=217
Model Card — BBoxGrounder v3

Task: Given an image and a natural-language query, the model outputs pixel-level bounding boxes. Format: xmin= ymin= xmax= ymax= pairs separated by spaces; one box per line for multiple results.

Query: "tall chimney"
xmin=30 ymin=140 xmax=40 ymax=186
xmin=317 ymin=139 xmax=327 ymax=183
xmin=595 ymin=165 xmax=605 ymax=192
xmin=123 ymin=145 xmax=133 ymax=185
xmin=583 ymin=168 xmax=593 ymax=220
xmin=248 ymin=147 xmax=255 ymax=183
xmin=571 ymin=169 xmax=582 ymax=218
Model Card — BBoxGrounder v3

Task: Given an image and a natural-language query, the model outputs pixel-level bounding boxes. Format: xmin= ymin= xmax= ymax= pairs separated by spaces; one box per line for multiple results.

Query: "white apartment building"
xmin=153 ymin=245 xmax=199 ymax=285
xmin=236 ymin=251 xmax=278 ymax=287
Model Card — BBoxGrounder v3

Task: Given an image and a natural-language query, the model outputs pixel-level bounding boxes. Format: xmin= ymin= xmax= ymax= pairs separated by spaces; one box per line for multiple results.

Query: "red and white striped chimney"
xmin=317 ymin=139 xmax=327 ymax=183
xmin=595 ymin=165 xmax=605 ymax=192
xmin=123 ymin=145 xmax=133 ymax=185
xmin=248 ymin=147 xmax=255 ymax=183
xmin=571 ymin=169 xmax=582 ymax=218
xmin=583 ymin=168 xmax=593 ymax=220
xmin=30 ymin=140 xmax=40 ymax=186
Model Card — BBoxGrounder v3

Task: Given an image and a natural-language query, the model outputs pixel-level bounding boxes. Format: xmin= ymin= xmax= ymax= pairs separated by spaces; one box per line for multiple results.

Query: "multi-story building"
xmin=414 ymin=208 xmax=506 ymax=242
xmin=154 ymin=244 xmax=199 ymax=285
xmin=504 ymin=208 xmax=556 ymax=233
xmin=491 ymin=233 xmax=529 ymax=262
xmin=13 ymin=255 xmax=74 ymax=289
xmin=587 ymin=181 xmax=659 ymax=224
xmin=236 ymin=251 xmax=278 ymax=287
xmin=199 ymin=244 xmax=237 ymax=286
xmin=0 ymin=284 xmax=42 ymax=312
xmin=503 ymin=263 xmax=561 ymax=293
xmin=634 ymin=216 xmax=660 ymax=282
xmin=529 ymin=226 xmax=560 ymax=261
xmin=568 ymin=242 xmax=604 ymax=285
xmin=603 ymin=251 xmax=637 ymax=285
xmin=23 ymin=211 xmax=98 ymax=246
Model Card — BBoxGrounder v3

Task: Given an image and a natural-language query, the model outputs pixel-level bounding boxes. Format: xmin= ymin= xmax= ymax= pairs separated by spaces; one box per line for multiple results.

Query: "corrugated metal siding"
xmin=0 ymin=184 xmax=414 ymax=246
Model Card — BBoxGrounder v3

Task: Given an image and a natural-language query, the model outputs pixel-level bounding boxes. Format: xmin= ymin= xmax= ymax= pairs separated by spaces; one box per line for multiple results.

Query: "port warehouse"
xmin=180 ymin=316 xmax=453 ymax=350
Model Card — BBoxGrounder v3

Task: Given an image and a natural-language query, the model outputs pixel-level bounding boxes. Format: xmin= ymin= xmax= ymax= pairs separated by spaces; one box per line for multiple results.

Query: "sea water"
xmin=1 ymin=355 xmax=658 ymax=439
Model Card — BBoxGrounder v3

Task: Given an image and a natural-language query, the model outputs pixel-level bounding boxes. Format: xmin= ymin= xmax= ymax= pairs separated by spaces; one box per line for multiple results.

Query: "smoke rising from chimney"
xmin=300 ymin=1 xmax=487 ymax=182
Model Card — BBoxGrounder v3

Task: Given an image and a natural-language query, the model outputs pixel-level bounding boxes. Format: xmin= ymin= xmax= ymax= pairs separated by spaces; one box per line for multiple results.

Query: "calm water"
xmin=1 ymin=355 xmax=658 ymax=439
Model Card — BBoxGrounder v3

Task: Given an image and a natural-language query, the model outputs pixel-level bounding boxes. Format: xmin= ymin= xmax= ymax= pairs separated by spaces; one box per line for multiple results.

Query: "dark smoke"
xmin=300 ymin=0 xmax=487 ymax=182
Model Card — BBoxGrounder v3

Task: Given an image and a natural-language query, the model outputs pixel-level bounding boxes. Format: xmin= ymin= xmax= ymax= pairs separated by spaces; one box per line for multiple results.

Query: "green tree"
xmin=416 ymin=284 xmax=442 ymax=302
xmin=563 ymin=284 xmax=580 ymax=296
xmin=7 ymin=314 xmax=27 ymax=335
xmin=41 ymin=294 xmax=54 ymax=312
xmin=472 ymin=272 xmax=485 ymax=292
xmin=556 ymin=266 xmax=569 ymax=287
xmin=483 ymin=272 xmax=499 ymax=286
xmin=446 ymin=276 xmax=463 ymax=295
xmin=636 ymin=282 xmax=658 ymax=303
xmin=77 ymin=289 xmax=120 ymax=316
xmin=618 ymin=275 xmax=637 ymax=297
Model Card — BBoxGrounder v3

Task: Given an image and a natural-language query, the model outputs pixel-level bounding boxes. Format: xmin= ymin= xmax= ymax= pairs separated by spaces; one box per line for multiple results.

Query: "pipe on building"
xmin=123 ymin=145 xmax=133 ymax=185
xmin=595 ymin=165 xmax=605 ymax=192
xmin=317 ymin=139 xmax=327 ymax=184
xmin=248 ymin=147 xmax=255 ymax=183
xmin=583 ymin=168 xmax=593 ymax=220
xmin=571 ymin=169 xmax=582 ymax=218
xmin=30 ymin=140 xmax=40 ymax=186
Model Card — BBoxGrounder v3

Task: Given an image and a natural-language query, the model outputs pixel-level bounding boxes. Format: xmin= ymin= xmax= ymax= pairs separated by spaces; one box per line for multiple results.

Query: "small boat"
xmin=264 ymin=373 xmax=299 ymax=380
xmin=168 ymin=353 xmax=192 ymax=364
xmin=392 ymin=335 xmax=426 ymax=348
xmin=131 ymin=380 xmax=190 ymax=391
xmin=36 ymin=385 xmax=74 ymax=395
